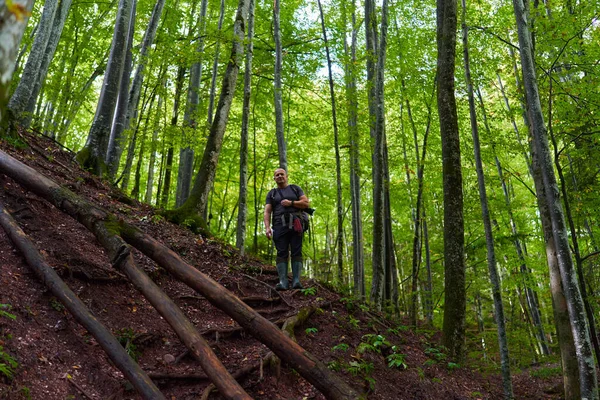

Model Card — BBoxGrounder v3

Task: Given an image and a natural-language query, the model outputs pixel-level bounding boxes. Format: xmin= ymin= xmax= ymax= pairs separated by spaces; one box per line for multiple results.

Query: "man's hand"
xmin=281 ymin=199 xmax=292 ymax=207
xmin=266 ymin=227 xmax=273 ymax=239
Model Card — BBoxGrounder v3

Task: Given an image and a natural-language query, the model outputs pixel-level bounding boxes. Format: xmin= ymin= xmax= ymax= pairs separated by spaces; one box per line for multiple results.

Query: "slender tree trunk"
xmin=0 ymin=0 xmax=35 ymax=133
xmin=273 ymin=0 xmax=286 ymax=170
xmin=461 ymin=3 xmax=513 ymax=396
xmin=131 ymin=94 xmax=155 ymax=200
xmin=317 ymin=0 xmax=344 ymax=286
xmin=343 ymin=0 xmax=364 ymax=298
xmin=423 ymin=209 xmax=433 ymax=325
xmin=8 ymin=0 xmax=59 ymax=124
xmin=76 ymin=0 xmax=133 ymax=175
xmin=235 ymin=0 xmax=255 ymax=255
xmin=548 ymin=81 xmax=600 ymax=364
xmin=107 ymin=0 xmax=136 ymax=177
xmin=145 ymin=92 xmax=162 ymax=204
xmin=437 ymin=0 xmax=466 ymax=362
xmin=176 ymin=0 xmax=208 ymax=207
xmin=512 ymin=0 xmax=598 ymax=396
xmin=170 ymin=0 xmax=250 ymax=224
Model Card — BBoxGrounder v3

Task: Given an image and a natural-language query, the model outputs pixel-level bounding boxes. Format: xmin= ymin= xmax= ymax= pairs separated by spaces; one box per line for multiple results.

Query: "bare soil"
xmin=0 ymin=131 xmax=564 ymax=399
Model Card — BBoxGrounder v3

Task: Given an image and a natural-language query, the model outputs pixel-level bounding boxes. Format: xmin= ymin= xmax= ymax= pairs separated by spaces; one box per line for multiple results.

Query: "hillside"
xmin=0 ymin=131 xmax=563 ymax=399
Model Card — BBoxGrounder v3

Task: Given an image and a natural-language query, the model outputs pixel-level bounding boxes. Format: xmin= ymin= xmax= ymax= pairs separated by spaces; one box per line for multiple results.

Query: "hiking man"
xmin=264 ymin=168 xmax=310 ymax=290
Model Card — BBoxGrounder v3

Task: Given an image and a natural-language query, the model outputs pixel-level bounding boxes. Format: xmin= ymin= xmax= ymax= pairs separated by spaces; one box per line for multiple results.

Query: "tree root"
xmin=201 ymin=305 xmax=318 ymax=400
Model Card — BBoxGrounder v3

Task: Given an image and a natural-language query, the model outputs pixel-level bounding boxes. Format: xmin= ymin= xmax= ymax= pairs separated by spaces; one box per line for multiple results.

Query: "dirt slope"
xmin=0 ymin=131 xmax=562 ymax=399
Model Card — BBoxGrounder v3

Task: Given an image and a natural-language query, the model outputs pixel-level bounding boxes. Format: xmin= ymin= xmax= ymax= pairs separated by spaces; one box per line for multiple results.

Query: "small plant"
xmin=423 ymin=359 xmax=437 ymax=367
xmin=0 ymin=304 xmax=16 ymax=320
xmin=348 ymin=316 xmax=360 ymax=329
xmin=305 ymin=327 xmax=318 ymax=335
xmin=20 ymin=386 xmax=32 ymax=400
xmin=49 ymin=298 xmax=65 ymax=312
xmin=358 ymin=334 xmax=391 ymax=354
xmin=364 ymin=375 xmax=377 ymax=392
xmin=346 ymin=360 xmax=374 ymax=376
xmin=327 ymin=360 xmax=342 ymax=371
xmin=387 ymin=352 xmax=408 ymax=369
xmin=425 ymin=346 xmax=447 ymax=361
xmin=387 ymin=325 xmax=409 ymax=336
xmin=332 ymin=343 xmax=350 ymax=352
xmin=300 ymin=287 xmax=317 ymax=296
xmin=0 ymin=347 xmax=18 ymax=379
xmin=115 ymin=328 xmax=140 ymax=361
xmin=447 ymin=362 xmax=460 ymax=371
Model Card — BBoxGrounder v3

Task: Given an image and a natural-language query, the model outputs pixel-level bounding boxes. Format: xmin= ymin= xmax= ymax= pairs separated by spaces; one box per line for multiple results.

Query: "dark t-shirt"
xmin=266 ymin=184 xmax=305 ymax=227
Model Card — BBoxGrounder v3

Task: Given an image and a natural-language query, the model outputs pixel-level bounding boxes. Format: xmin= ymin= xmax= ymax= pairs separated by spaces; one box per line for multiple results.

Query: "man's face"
xmin=274 ymin=169 xmax=287 ymax=185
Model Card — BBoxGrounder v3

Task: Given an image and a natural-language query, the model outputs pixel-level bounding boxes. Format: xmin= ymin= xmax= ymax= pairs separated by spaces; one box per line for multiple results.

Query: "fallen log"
xmin=0 ymin=202 xmax=165 ymax=400
xmin=0 ymin=150 xmax=251 ymax=400
xmin=0 ymin=149 xmax=360 ymax=400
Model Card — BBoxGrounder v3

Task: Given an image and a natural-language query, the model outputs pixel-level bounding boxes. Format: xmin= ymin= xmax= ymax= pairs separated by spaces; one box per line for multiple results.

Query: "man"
xmin=264 ymin=168 xmax=310 ymax=290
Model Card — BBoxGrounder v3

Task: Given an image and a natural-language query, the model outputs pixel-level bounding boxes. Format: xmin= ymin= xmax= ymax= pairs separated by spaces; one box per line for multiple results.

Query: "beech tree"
xmin=436 ymin=0 xmax=466 ymax=362
xmin=76 ymin=0 xmax=134 ymax=175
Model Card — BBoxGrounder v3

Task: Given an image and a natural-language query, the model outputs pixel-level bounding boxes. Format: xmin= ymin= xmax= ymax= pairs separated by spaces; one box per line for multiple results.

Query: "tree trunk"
xmin=8 ymin=0 xmax=59 ymax=124
xmin=176 ymin=0 xmax=208 ymax=207
xmin=76 ymin=0 xmax=133 ymax=175
xmin=461 ymin=3 xmax=513 ymax=396
xmin=107 ymin=0 xmax=166 ymax=178
xmin=169 ymin=0 xmax=250 ymax=225
xmin=343 ymin=0 xmax=364 ymax=298
xmin=317 ymin=0 xmax=344 ymax=286
xmin=512 ymin=0 xmax=599 ymax=396
xmin=235 ymin=0 xmax=255 ymax=255
xmin=0 ymin=203 xmax=166 ymax=400
xmin=145 ymin=91 xmax=162 ymax=204
xmin=273 ymin=0 xmax=287 ymax=170
xmin=107 ymin=0 xmax=136 ymax=178
xmin=437 ymin=0 xmax=466 ymax=362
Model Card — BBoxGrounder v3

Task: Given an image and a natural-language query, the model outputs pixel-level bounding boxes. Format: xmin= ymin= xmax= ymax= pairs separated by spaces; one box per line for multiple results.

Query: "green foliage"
xmin=115 ymin=328 xmax=141 ymax=361
xmin=327 ymin=360 xmax=342 ymax=371
xmin=305 ymin=327 xmax=318 ymax=335
xmin=387 ymin=352 xmax=407 ymax=369
xmin=446 ymin=362 xmax=460 ymax=371
xmin=331 ymin=343 xmax=349 ymax=352
xmin=49 ymin=298 xmax=65 ymax=312
xmin=357 ymin=334 xmax=391 ymax=354
xmin=346 ymin=360 xmax=374 ymax=376
xmin=347 ymin=316 xmax=360 ymax=329
xmin=300 ymin=287 xmax=317 ymax=296
xmin=0 ymin=304 xmax=16 ymax=321
xmin=425 ymin=346 xmax=447 ymax=361
xmin=530 ymin=366 xmax=562 ymax=379
xmin=0 ymin=347 xmax=18 ymax=379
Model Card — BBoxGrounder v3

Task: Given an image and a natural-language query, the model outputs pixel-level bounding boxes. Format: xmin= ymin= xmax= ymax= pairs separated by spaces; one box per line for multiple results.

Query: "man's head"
xmin=274 ymin=168 xmax=288 ymax=187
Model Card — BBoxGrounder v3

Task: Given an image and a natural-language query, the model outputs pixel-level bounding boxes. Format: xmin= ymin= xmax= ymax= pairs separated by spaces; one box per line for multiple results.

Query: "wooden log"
xmin=0 ymin=150 xmax=251 ymax=400
xmin=0 ymin=202 xmax=166 ymax=400
xmin=0 ymin=149 xmax=360 ymax=400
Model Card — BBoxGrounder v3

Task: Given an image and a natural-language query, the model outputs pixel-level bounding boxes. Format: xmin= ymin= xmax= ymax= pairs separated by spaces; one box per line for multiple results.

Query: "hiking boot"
xmin=291 ymin=261 xmax=303 ymax=289
xmin=275 ymin=262 xmax=289 ymax=290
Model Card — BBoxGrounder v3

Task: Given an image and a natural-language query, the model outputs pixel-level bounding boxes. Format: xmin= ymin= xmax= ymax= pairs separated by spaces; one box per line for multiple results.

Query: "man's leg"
xmin=290 ymin=232 xmax=304 ymax=289
xmin=273 ymin=227 xmax=290 ymax=290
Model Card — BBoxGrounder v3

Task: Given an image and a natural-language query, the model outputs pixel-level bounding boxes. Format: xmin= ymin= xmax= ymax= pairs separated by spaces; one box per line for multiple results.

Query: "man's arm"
xmin=264 ymin=203 xmax=273 ymax=239
xmin=280 ymin=195 xmax=310 ymax=209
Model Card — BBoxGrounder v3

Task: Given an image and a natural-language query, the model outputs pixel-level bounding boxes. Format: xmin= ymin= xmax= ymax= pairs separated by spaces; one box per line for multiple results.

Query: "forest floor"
xmin=0 ymin=130 xmax=565 ymax=399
